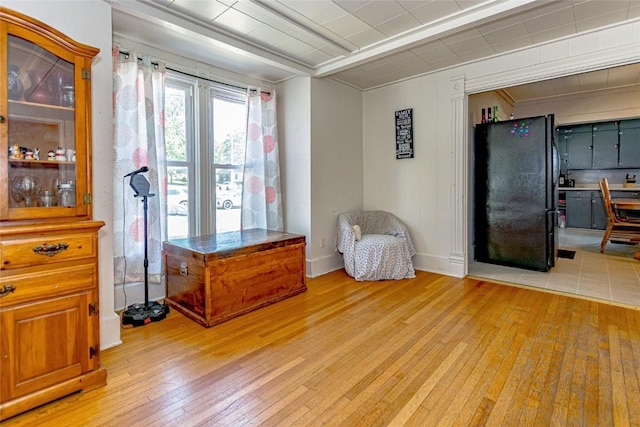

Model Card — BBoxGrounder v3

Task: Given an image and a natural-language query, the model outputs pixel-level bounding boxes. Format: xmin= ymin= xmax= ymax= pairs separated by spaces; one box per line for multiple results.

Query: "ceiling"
xmin=110 ymin=0 xmax=640 ymax=94
xmin=501 ymin=62 xmax=640 ymax=101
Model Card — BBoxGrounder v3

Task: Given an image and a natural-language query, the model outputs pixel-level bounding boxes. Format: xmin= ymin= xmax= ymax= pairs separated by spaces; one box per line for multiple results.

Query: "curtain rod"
xmin=117 ymin=50 xmax=271 ymax=94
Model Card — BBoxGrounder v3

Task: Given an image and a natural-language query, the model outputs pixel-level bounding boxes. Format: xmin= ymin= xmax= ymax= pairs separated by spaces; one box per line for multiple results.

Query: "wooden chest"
xmin=163 ymin=228 xmax=306 ymax=327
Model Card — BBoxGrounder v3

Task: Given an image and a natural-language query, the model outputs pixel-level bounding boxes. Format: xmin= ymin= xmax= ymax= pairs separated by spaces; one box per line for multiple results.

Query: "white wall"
xmin=309 ymin=78 xmax=363 ymax=277
xmin=363 ymin=20 xmax=640 ymax=278
xmin=277 ymin=77 xmax=363 ymax=277
xmin=363 ymin=72 xmax=455 ymax=275
xmin=277 ymin=76 xmax=312 ymax=261
xmin=4 ymin=0 xmax=119 ymax=349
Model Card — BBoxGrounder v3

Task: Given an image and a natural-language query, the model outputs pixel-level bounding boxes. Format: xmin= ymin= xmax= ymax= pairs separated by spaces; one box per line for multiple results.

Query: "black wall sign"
xmin=395 ymin=108 xmax=414 ymax=159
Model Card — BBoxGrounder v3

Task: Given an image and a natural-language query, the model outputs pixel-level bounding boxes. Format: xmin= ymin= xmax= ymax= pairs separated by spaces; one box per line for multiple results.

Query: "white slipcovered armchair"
xmin=337 ymin=210 xmax=416 ymax=281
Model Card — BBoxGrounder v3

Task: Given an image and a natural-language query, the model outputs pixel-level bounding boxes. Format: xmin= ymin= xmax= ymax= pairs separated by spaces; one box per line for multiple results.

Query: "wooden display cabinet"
xmin=0 ymin=7 xmax=105 ymax=420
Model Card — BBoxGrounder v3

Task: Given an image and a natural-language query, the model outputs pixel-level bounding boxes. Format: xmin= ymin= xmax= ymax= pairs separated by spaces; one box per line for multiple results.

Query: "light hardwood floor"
xmin=3 ymin=269 xmax=640 ymax=426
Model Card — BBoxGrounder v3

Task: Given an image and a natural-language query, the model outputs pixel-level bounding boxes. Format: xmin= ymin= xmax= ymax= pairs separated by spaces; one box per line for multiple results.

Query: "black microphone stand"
xmin=122 ymin=170 xmax=169 ymax=327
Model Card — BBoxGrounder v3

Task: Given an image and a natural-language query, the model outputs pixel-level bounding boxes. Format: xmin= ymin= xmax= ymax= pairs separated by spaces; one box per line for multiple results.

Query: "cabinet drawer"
xmin=1 ymin=233 xmax=96 ymax=270
xmin=620 ymin=119 xmax=640 ymax=130
xmin=557 ymin=124 xmax=592 ymax=134
xmin=0 ymin=264 xmax=95 ymax=307
xmin=592 ymin=121 xmax=618 ymax=132
xmin=611 ymin=191 xmax=640 ymax=199
xmin=566 ymin=190 xmax=596 ymax=199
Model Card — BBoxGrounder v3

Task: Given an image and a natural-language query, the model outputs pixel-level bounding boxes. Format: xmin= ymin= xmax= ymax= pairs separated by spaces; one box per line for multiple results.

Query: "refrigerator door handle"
xmin=546 ymin=208 xmax=558 ymax=269
xmin=552 ymin=143 xmax=560 ymax=186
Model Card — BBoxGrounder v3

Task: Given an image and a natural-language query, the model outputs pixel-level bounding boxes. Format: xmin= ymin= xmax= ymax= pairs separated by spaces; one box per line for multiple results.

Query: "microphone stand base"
xmin=122 ymin=301 xmax=170 ymax=327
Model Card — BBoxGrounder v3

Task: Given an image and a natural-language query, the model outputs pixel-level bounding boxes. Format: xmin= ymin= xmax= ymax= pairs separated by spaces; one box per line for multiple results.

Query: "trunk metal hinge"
xmin=82 ymin=69 xmax=91 ymax=80
xmin=83 ymin=193 xmax=92 ymax=205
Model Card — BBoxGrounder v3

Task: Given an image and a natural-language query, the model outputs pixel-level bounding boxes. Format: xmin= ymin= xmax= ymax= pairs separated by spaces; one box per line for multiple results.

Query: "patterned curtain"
xmin=241 ymin=89 xmax=283 ymax=231
xmin=112 ymin=46 xmax=167 ymax=285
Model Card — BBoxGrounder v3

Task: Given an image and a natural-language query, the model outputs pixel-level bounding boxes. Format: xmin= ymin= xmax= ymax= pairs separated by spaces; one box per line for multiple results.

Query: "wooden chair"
xmin=599 ymin=177 xmax=640 ymax=252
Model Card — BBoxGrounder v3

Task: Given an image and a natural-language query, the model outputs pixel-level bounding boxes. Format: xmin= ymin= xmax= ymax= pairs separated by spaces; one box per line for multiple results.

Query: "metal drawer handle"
xmin=33 ymin=242 xmax=69 ymax=257
xmin=0 ymin=284 xmax=16 ymax=297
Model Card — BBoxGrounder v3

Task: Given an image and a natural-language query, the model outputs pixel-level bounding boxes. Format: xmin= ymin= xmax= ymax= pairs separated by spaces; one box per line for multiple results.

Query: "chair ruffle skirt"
xmin=352 ymin=234 xmax=415 ymax=281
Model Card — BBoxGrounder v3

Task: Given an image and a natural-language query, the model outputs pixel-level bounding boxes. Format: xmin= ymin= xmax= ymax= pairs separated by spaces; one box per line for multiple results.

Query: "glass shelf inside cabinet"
xmin=7 ymin=34 xmax=76 ymax=210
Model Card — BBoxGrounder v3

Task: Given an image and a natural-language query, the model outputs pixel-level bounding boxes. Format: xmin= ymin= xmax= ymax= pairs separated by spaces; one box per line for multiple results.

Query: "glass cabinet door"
xmin=5 ymin=34 xmax=80 ymax=219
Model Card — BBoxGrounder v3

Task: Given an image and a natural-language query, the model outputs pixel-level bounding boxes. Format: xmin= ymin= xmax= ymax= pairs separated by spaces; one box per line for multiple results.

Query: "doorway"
xmin=465 ymin=63 xmax=640 ymax=304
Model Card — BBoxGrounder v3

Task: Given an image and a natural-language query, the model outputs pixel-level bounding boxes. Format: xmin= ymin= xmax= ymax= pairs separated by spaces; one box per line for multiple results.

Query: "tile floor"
xmin=469 ymin=228 xmax=640 ymax=309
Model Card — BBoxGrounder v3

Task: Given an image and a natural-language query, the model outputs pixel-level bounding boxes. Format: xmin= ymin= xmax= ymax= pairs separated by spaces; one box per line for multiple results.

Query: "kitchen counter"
xmin=560 ymin=184 xmax=638 ymax=191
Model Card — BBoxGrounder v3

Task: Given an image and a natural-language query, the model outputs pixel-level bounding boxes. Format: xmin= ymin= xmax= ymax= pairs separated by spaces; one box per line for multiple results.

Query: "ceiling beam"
xmin=313 ymin=0 xmax=542 ymax=77
xmin=110 ymin=0 xmax=315 ymax=76
xmin=246 ymin=0 xmax=352 ymax=55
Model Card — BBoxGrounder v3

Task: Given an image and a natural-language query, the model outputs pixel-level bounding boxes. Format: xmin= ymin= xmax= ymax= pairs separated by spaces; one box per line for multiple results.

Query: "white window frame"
xmin=166 ymin=71 xmax=247 ymax=237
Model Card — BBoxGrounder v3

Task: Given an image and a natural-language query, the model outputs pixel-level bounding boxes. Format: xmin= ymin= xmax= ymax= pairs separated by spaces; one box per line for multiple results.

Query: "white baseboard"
xmin=100 ymin=311 xmax=123 ymax=350
xmin=306 ymin=253 xmax=344 ymax=278
xmin=306 ymin=252 xmax=465 ymax=279
xmin=413 ymin=252 xmax=464 ymax=278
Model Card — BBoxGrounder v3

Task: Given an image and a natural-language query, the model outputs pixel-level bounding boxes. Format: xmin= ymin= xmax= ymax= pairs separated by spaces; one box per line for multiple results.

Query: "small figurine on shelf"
xmin=55 ymin=147 xmax=66 ymax=161
xmin=24 ymin=149 xmax=34 ymax=160
xmin=33 ymin=148 xmax=40 ymax=160
xmin=47 ymin=149 xmax=56 ymax=161
xmin=9 ymin=144 xmax=23 ymax=159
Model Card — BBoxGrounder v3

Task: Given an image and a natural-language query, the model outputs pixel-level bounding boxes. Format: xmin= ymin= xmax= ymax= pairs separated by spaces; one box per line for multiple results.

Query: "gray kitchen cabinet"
xmin=592 ymin=121 xmax=619 ymax=169
xmin=556 ymin=133 xmax=568 ymax=175
xmin=566 ymin=191 xmax=606 ymax=230
xmin=619 ymin=119 xmax=640 ymax=168
xmin=559 ymin=119 xmax=640 ymax=169
xmin=560 ymin=124 xmax=592 ymax=169
xmin=591 ymin=193 xmax=607 ymax=229
xmin=566 ymin=191 xmax=592 ymax=228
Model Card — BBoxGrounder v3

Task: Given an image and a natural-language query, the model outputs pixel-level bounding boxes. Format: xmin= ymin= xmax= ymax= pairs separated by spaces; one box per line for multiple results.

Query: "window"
xmin=210 ymin=92 xmax=246 ymax=233
xmin=165 ymin=73 xmax=247 ymax=239
xmin=165 ymin=78 xmax=193 ymax=239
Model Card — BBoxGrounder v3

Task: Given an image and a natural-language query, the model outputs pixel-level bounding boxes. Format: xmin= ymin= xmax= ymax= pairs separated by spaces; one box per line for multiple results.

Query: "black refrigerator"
xmin=474 ymin=114 xmax=559 ymax=272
